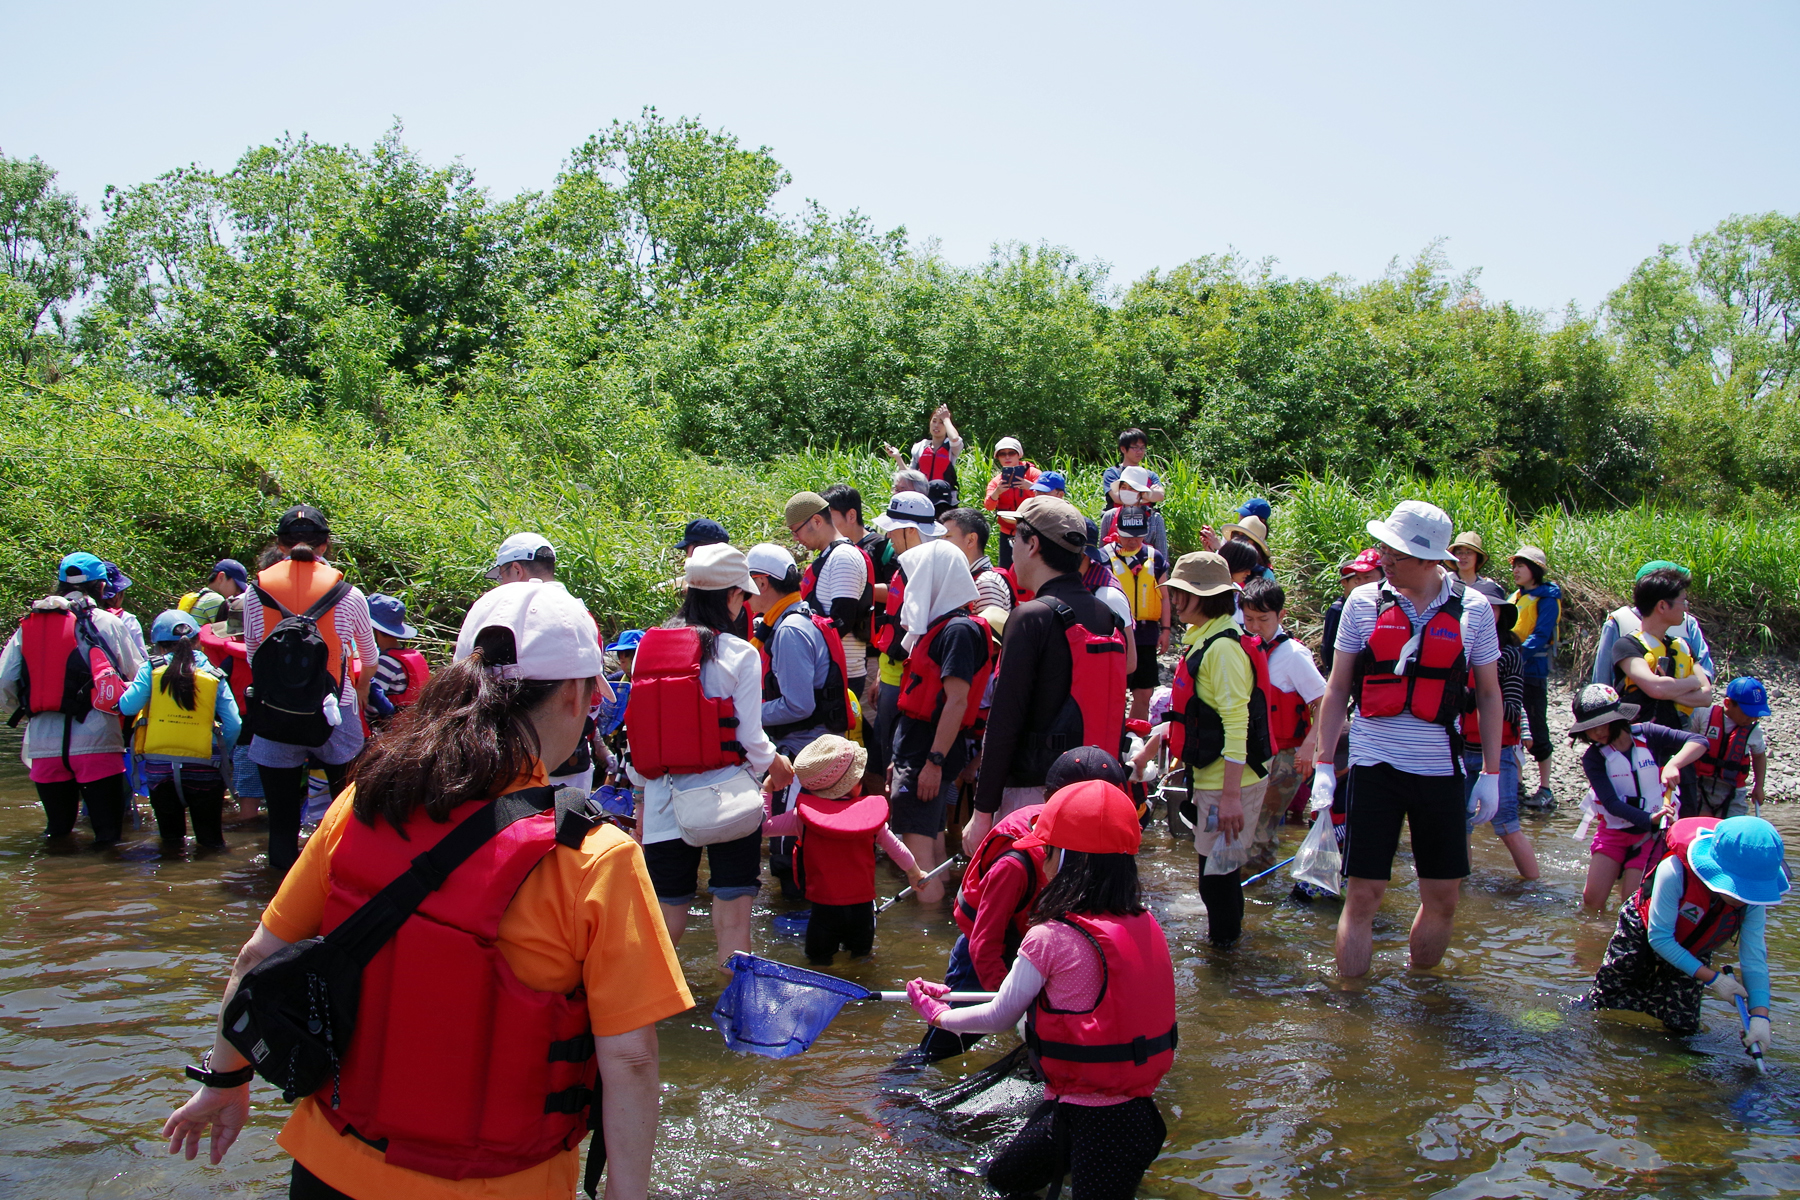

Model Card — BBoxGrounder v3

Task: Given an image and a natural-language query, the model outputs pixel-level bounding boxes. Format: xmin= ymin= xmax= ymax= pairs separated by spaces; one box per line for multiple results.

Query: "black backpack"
xmin=247 ymin=580 xmax=352 ymax=747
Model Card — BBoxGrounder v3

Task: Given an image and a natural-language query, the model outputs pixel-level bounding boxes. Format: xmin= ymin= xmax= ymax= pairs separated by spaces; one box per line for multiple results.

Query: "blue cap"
xmin=1236 ymin=498 xmax=1272 ymax=521
xmin=607 ymin=629 xmax=644 ymax=654
xmin=211 ymin=559 xmax=250 ymax=588
xmin=1687 ymin=816 xmax=1790 ymax=905
xmin=675 ymin=518 xmax=729 ymax=551
xmin=58 ymin=552 xmax=106 ymax=584
xmin=1727 ymin=676 xmax=1772 ymax=719
xmin=1031 ymin=471 xmax=1067 ymax=494
xmin=150 ymin=609 xmax=202 ymax=644
xmin=367 ymin=594 xmax=418 ymax=639
xmin=101 ymin=562 xmax=132 ymax=601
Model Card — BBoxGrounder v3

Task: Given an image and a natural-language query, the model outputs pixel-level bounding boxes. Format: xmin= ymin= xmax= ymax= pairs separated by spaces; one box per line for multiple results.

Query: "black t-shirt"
xmin=893 ymin=615 xmax=987 ymax=767
xmin=1611 ymin=630 xmax=1688 ymax=726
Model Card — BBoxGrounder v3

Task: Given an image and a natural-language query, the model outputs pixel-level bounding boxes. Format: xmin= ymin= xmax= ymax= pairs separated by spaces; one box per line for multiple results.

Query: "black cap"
xmin=927 ymin=479 xmax=955 ymax=516
xmin=675 ymin=518 xmax=729 ymax=551
xmin=1045 ymin=746 xmax=1128 ymax=793
xmin=277 ymin=505 xmax=329 ymax=538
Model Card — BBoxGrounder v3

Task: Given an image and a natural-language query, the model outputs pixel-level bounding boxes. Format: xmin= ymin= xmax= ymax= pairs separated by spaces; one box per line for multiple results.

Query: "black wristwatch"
xmin=185 ymin=1049 xmax=256 ymax=1089
xmin=926 ymin=750 xmax=947 ymax=767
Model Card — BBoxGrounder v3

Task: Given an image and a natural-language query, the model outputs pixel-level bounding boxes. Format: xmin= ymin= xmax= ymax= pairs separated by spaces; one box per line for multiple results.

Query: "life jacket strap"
xmin=1025 ymin=1022 xmax=1179 ymax=1065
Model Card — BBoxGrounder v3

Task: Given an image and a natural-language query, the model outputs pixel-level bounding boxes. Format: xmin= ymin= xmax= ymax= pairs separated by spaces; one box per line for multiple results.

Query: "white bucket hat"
xmin=1366 ymin=500 xmax=1454 ymax=562
xmin=454 ymin=580 xmax=609 ymax=693
xmin=993 ymin=436 xmax=1024 ymax=458
xmin=684 ymin=543 xmax=758 ymax=594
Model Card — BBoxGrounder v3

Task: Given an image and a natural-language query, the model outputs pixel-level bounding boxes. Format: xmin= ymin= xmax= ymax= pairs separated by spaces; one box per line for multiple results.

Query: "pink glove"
xmin=906 ymin=977 xmax=951 ymax=1025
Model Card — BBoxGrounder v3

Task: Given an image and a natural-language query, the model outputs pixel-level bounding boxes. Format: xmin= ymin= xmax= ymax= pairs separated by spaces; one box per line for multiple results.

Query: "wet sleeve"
xmin=1738 ymin=904 xmax=1770 ymax=1011
xmin=1645 ymin=857 xmax=1707 ymax=978
xmin=578 ymin=832 xmax=694 ymax=1036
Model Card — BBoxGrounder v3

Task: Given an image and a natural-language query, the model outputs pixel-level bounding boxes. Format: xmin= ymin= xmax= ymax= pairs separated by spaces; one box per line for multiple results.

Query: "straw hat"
xmin=792 ymin=735 xmax=869 ymax=800
xmin=1166 ymin=551 xmax=1237 ymax=598
xmin=1512 ymin=545 xmax=1549 ymax=572
xmin=1448 ymin=531 xmax=1488 ymax=567
xmin=1219 ymin=514 xmax=1269 ymax=557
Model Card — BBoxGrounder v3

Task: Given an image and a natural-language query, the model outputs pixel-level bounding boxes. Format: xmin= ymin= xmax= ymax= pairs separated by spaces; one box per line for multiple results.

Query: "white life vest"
xmin=1583 ymin=735 xmax=1662 ymax=831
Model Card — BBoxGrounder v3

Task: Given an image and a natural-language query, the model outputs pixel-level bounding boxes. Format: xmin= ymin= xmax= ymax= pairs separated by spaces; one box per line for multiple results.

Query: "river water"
xmin=1 ymin=729 xmax=1794 ymax=1199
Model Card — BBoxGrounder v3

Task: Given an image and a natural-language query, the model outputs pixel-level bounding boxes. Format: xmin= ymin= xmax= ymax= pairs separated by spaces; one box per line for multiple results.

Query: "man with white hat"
xmin=867 ymin=492 xmax=947 ymax=791
xmin=1308 ymin=500 xmax=1505 ymax=979
xmin=982 ymin=437 xmax=1040 ymax=569
xmin=485 ymin=532 xmax=557 ymax=584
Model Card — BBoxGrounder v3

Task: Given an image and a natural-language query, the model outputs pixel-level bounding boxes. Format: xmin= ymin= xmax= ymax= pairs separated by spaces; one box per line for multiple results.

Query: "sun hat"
xmin=1636 ymin=560 xmax=1689 ymax=582
xmin=606 ymin=629 xmax=645 ymax=655
xmin=792 ymin=734 xmax=870 ymax=801
xmin=874 ymin=491 xmax=946 ymax=537
xmin=1339 ymin=547 xmax=1384 ymax=578
xmin=150 ymin=609 xmax=201 ymax=644
xmin=277 ymin=505 xmax=330 ymax=539
xmin=993 ymin=436 xmax=1024 ymax=458
xmin=784 ymin=491 xmax=831 ymax=532
xmin=1687 ymin=817 xmax=1790 ymax=905
xmin=367 ymin=593 xmax=418 ymax=640
xmin=1448 ymin=531 xmax=1488 ymax=567
xmin=1568 ymin=683 xmax=1639 ymax=734
xmin=486 ymin=532 xmax=554 ymax=580
xmin=1012 ymin=496 xmax=1088 ymax=555
xmin=1045 ymin=746 xmax=1129 ymax=793
xmin=211 ymin=559 xmax=250 ymax=589
xmin=674 ymin=518 xmax=729 ymax=551
xmin=1165 ymin=551 xmax=1237 ymax=599
xmin=1236 ymin=497 xmax=1272 ymax=522
xmin=1726 ymin=676 xmax=1772 ymax=719
xmin=1220 ymin=514 xmax=1270 ymax=557
xmin=684 ymin=544 xmax=759 ymax=593
xmin=1120 ymin=465 xmax=1155 ymax=493
xmin=1512 ymin=545 xmax=1549 ymax=572
xmin=1013 ymin=780 xmax=1142 ymax=854
xmin=100 ymin=562 xmax=132 ymax=601
xmin=1030 ymin=470 xmax=1068 ymax=494
xmin=454 ymin=580 xmax=607 ymax=684
xmin=745 ymin=543 xmax=798 ymax=581
xmin=57 ymin=552 xmax=106 ymax=584
xmin=1366 ymin=500 xmax=1453 ymax=562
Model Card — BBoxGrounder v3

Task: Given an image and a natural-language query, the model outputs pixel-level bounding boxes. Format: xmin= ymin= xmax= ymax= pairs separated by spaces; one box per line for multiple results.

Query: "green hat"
xmin=1636 ymin=560 xmax=1688 ymax=582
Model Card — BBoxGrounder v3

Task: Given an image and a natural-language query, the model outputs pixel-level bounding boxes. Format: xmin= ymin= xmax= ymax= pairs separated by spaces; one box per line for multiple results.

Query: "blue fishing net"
xmin=771 ymin=910 xmax=811 ymax=937
xmin=712 ymin=953 xmax=872 ymax=1059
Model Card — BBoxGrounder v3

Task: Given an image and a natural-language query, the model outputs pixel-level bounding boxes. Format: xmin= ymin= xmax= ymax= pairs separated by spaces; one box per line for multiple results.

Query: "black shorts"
xmin=1127 ymin=643 xmax=1162 ymax=690
xmin=1343 ymin=761 xmax=1470 ymax=881
xmin=643 ymin=829 xmax=763 ymax=904
xmin=806 ymin=901 xmax=875 ymax=963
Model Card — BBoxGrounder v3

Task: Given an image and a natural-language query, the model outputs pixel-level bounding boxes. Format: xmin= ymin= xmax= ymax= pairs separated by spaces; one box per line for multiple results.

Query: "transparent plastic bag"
xmin=1291 ymin=808 xmax=1343 ymax=895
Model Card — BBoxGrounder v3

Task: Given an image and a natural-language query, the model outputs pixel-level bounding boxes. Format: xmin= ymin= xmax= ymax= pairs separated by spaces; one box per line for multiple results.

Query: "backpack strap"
xmin=554 ymin=786 xmax=607 ymax=849
xmin=300 ymin=579 xmax=353 ymax=622
xmin=322 ymin=785 xmax=558 ymax=969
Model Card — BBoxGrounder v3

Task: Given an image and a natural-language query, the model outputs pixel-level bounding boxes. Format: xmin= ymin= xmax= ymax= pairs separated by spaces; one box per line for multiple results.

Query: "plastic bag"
xmin=1291 ymin=809 xmax=1342 ymax=895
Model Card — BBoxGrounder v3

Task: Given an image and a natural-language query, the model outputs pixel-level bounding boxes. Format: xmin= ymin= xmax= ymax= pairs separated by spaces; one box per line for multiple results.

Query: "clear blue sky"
xmin=4 ymin=0 xmax=1795 ymax=314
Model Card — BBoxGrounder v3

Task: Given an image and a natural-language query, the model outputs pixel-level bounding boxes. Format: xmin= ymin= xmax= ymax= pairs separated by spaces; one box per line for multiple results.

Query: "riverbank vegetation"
xmin=3 ymin=114 xmax=1797 ymax=646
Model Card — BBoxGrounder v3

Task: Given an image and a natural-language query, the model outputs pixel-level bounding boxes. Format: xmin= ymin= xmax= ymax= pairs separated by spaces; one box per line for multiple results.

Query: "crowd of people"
xmin=1 ymin=413 xmax=1787 ymax=1200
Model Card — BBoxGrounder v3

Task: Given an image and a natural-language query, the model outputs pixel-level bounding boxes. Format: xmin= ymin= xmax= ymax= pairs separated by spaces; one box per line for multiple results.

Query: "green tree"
xmin=0 ymin=150 xmax=88 ymax=366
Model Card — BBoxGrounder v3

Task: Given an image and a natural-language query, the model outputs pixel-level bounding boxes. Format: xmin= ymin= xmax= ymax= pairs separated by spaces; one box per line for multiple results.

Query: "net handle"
xmin=873 ymin=991 xmax=997 ymax=1002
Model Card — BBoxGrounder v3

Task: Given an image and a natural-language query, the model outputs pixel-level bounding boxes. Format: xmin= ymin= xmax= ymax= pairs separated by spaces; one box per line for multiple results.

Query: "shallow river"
xmin=1 ymin=730 xmax=1795 ymax=1199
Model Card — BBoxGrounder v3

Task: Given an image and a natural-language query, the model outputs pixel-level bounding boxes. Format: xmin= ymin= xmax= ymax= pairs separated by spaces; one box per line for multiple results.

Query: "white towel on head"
xmin=898 ymin=540 xmax=980 ymax=653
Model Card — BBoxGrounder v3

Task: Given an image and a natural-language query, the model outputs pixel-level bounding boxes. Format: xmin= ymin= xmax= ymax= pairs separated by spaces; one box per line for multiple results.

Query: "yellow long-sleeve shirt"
xmin=1181 ymin=612 xmax=1254 ymax=791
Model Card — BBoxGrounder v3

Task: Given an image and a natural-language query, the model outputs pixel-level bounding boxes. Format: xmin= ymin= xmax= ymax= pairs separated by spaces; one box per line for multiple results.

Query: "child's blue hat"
xmin=367 ymin=594 xmax=418 ymax=639
xmin=1688 ymin=817 xmax=1790 ymax=905
xmin=150 ymin=609 xmax=202 ymax=644
xmin=1031 ymin=471 xmax=1068 ymax=494
xmin=607 ymin=629 xmax=644 ymax=654
xmin=1236 ymin=498 xmax=1272 ymax=521
xmin=1727 ymin=677 xmax=1771 ymax=718
xmin=58 ymin=552 xmax=106 ymax=584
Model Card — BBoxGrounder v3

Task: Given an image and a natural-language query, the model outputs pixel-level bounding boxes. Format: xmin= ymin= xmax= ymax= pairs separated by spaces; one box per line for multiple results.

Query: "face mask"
xmin=1119 ymin=489 xmax=1139 ymax=505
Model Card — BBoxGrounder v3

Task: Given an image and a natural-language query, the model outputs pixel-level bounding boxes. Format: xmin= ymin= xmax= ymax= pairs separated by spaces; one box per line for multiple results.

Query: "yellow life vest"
xmin=177 ymin=592 xmax=200 ymax=613
xmin=1617 ymin=629 xmax=1699 ymax=717
xmin=1106 ymin=546 xmax=1163 ymax=624
xmin=1508 ymin=587 xmax=1561 ymax=649
xmin=137 ymin=661 xmax=222 ymax=763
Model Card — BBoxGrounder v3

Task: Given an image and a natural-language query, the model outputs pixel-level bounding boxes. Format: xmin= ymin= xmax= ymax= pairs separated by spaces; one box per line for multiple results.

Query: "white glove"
xmin=1468 ymin=771 xmax=1500 ymax=827
xmin=1308 ymin=762 xmax=1337 ymax=812
xmin=1744 ymin=1015 xmax=1773 ymax=1057
xmin=1707 ymin=970 xmax=1749 ymax=1005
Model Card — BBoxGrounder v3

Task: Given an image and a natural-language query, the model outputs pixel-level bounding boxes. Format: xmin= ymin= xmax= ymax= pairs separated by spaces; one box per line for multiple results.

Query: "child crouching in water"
xmin=763 ymin=734 xmax=924 ymax=964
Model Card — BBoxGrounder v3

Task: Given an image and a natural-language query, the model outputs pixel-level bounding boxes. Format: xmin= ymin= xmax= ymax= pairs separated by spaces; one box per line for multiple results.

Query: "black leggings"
xmin=290 ymin=1161 xmax=355 ymax=1199
xmin=149 ymin=775 xmax=227 ymax=847
xmin=987 ymin=1096 xmax=1167 ymax=1199
xmin=1197 ymin=854 xmax=1243 ymax=946
xmin=260 ymin=761 xmax=350 ymax=872
xmin=36 ymin=774 xmax=128 ymax=844
xmin=1522 ymin=678 xmax=1552 ymax=763
xmin=806 ymin=901 xmax=875 ymax=964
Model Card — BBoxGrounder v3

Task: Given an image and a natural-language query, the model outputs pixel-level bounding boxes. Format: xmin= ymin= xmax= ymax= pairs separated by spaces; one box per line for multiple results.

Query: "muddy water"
xmin=1 ymin=728 xmax=1795 ymax=1200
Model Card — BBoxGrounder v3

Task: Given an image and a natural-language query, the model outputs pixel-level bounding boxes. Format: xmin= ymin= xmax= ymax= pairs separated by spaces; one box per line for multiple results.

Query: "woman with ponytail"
xmin=119 ymin=609 xmax=241 ymax=848
xmin=164 ymin=581 xmax=692 ymax=1200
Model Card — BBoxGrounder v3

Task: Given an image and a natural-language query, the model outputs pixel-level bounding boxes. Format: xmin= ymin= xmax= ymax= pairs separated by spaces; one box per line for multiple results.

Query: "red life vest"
xmin=897 ymin=610 xmax=994 ymax=725
xmin=953 ymin=804 xmax=1048 ymax=944
xmin=386 ymin=647 xmax=431 ymax=707
xmin=757 ymin=604 xmax=853 ymax=737
xmin=996 ymin=564 xmax=1032 ymax=604
xmin=916 ymin=443 xmax=957 ymax=483
xmin=875 ymin=568 xmax=907 ymax=660
xmin=990 ymin=464 xmax=1038 ymax=534
xmin=1460 ymin=666 xmax=1521 ymax=747
xmin=800 ymin=540 xmax=875 ymax=639
xmin=198 ymin=623 xmax=251 ymax=717
xmin=1261 ymin=631 xmax=1312 ymax=752
xmin=1631 ymin=817 xmax=1747 ymax=959
xmin=1024 ymin=912 xmax=1178 ymax=1100
xmin=1694 ymin=704 xmax=1752 ymax=789
xmin=16 ymin=602 xmax=124 ymax=720
xmin=316 ymin=789 xmax=596 ymax=1179
xmin=1352 ymin=582 xmax=1468 ymax=726
xmin=1040 ymin=597 xmax=1128 ymax=754
xmin=1167 ymin=625 xmax=1272 ymax=773
xmin=624 ymin=627 xmax=745 ymax=777
xmin=793 ymin=789 xmax=889 ymax=906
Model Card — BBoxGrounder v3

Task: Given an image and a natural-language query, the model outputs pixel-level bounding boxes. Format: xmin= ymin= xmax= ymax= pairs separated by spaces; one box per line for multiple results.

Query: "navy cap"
xmin=277 ymin=505 xmax=330 ymax=538
xmin=1082 ymin=518 xmax=1107 ymax=564
xmin=367 ymin=593 xmax=418 ymax=640
xmin=211 ymin=559 xmax=250 ymax=588
xmin=1236 ymin=497 xmax=1272 ymax=522
xmin=675 ymin=518 xmax=729 ymax=551
xmin=1045 ymin=745 xmax=1128 ymax=793
xmin=1727 ymin=677 xmax=1772 ymax=719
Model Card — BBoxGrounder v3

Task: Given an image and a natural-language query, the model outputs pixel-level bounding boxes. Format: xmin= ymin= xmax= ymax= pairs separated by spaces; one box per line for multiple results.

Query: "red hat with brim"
xmin=1012 ymin=780 xmax=1142 ymax=855
xmin=797 ymin=791 xmax=890 ymax=836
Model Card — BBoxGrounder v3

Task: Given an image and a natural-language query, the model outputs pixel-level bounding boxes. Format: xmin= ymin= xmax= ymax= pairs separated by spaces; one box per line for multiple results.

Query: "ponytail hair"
xmin=156 ymin=636 xmax=199 ymax=711
xmin=350 ymin=626 xmax=591 ymax=829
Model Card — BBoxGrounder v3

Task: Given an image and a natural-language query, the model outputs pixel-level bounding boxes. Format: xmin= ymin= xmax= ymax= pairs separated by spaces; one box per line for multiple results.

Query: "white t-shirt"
xmin=813 ymin=538 xmax=871 ymax=679
xmin=1265 ymin=631 xmax=1326 ymax=705
xmin=1096 ymin=584 xmax=1133 ymax=631
xmin=1335 ymin=575 xmax=1500 ymax=777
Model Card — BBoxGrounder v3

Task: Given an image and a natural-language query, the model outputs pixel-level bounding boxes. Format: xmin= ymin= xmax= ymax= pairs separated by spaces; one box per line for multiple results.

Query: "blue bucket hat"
xmin=1688 ymin=817 xmax=1790 ymax=906
xmin=367 ymin=594 xmax=418 ymax=640
xmin=606 ymin=629 xmax=644 ymax=654
xmin=1236 ymin=497 xmax=1272 ymax=522
xmin=100 ymin=562 xmax=132 ymax=601
xmin=58 ymin=552 xmax=106 ymax=584
xmin=150 ymin=609 xmax=202 ymax=645
xmin=1726 ymin=676 xmax=1772 ymax=719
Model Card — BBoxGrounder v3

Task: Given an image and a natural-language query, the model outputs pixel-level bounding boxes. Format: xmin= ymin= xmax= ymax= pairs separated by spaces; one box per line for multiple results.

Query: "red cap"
xmin=1012 ymin=780 xmax=1142 ymax=855
xmin=1340 ymin=547 xmax=1383 ymax=578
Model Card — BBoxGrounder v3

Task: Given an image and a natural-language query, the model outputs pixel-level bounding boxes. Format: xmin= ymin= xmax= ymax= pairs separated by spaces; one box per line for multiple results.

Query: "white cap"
xmin=993 ymin=436 xmax=1024 ymax=457
xmin=486 ymin=532 xmax=555 ymax=580
xmin=745 ymin=543 xmax=798 ymax=580
xmin=454 ymin=580 xmax=607 ymax=685
xmin=874 ymin=491 xmax=946 ymax=537
xmin=1366 ymin=500 xmax=1454 ymax=562
xmin=685 ymin=543 xmax=758 ymax=593
xmin=1120 ymin=464 xmax=1154 ymax=491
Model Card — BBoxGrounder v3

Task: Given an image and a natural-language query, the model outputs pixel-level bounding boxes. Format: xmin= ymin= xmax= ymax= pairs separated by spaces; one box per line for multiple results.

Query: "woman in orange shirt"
xmin=161 ymin=581 xmax=693 ymax=1200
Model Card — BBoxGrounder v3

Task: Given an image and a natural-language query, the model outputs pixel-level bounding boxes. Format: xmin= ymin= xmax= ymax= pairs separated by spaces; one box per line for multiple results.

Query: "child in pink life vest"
xmin=763 ymin=735 xmax=923 ymax=964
